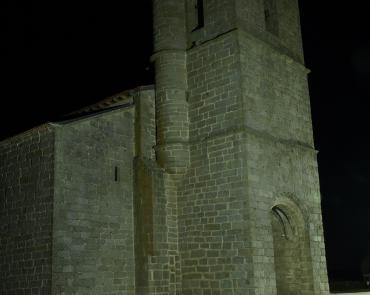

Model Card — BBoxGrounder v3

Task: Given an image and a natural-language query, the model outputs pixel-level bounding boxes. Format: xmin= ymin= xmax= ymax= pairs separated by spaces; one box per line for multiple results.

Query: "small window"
xmin=188 ymin=0 xmax=205 ymax=32
xmin=114 ymin=166 xmax=119 ymax=182
xmin=195 ymin=0 xmax=205 ymax=30
xmin=264 ymin=0 xmax=279 ymax=36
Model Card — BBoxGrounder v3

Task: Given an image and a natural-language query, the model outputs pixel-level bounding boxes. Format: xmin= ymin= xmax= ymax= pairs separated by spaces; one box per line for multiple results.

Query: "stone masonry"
xmin=0 ymin=125 xmax=54 ymax=294
xmin=0 ymin=0 xmax=329 ymax=294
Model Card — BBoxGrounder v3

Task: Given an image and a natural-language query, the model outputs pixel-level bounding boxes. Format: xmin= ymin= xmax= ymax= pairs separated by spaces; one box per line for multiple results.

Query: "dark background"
xmin=1 ymin=0 xmax=369 ymax=283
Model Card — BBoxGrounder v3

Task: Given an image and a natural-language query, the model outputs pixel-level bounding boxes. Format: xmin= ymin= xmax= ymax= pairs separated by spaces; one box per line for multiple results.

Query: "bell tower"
xmin=150 ymin=0 xmax=329 ymax=294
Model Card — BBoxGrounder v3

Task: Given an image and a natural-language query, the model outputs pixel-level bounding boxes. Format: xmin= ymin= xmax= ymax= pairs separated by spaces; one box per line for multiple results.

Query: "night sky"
xmin=1 ymin=1 xmax=369 ymax=282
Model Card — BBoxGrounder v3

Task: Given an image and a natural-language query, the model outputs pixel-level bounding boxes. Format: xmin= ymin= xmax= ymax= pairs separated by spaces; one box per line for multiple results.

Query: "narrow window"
xmin=114 ymin=166 xmax=119 ymax=182
xmin=264 ymin=0 xmax=279 ymax=36
xmin=189 ymin=0 xmax=205 ymax=32
xmin=195 ymin=0 xmax=204 ymax=30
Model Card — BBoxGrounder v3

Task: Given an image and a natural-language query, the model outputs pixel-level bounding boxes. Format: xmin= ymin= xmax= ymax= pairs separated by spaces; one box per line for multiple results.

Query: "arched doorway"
xmin=271 ymin=202 xmax=314 ymax=295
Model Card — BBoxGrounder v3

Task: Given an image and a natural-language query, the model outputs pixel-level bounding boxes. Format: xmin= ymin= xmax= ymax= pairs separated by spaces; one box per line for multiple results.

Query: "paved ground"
xmin=335 ymin=293 xmax=370 ymax=294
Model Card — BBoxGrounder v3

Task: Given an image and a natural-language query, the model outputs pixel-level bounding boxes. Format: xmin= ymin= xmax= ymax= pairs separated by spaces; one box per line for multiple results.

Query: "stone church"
xmin=0 ymin=0 xmax=329 ymax=294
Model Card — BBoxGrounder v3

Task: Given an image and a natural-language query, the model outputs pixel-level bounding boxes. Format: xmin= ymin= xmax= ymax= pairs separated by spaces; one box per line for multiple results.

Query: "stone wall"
xmin=179 ymin=132 xmax=250 ymax=294
xmin=244 ymin=132 xmax=328 ymax=294
xmin=186 ymin=0 xmax=237 ymax=45
xmin=0 ymin=0 xmax=330 ymax=293
xmin=239 ymin=29 xmax=313 ymax=145
xmin=178 ymin=30 xmax=252 ymax=294
xmin=235 ymin=0 xmax=304 ymax=62
xmin=238 ymin=26 xmax=329 ymax=294
xmin=0 ymin=125 xmax=55 ymax=294
xmin=187 ymin=30 xmax=243 ymax=139
xmin=53 ymin=108 xmax=135 ymax=295
xmin=177 ymin=0 xmax=329 ymax=293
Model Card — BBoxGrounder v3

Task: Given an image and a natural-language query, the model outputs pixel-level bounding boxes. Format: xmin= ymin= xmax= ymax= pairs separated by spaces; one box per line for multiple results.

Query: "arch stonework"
xmin=271 ymin=195 xmax=315 ymax=295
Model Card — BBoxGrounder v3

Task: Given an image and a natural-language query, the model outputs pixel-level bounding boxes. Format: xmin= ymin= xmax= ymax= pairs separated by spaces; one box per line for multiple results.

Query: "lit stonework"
xmin=0 ymin=1 xmax=329 ymax=294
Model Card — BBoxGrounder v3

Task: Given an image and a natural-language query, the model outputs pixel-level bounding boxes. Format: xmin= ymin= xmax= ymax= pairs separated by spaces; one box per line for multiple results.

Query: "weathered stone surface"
xmin=0 ymin=0 xmax=330 ymax=294
xmin=53 ymin=108 xmax=136 ymax=295
xmin=0 ymin=125 xmax=54 ymax=294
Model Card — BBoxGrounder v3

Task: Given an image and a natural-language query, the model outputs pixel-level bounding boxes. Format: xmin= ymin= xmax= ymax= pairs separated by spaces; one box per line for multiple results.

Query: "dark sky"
xmin=299 ymin=1 xmax=370 ymax=281
xmin=1 ymin=0 xmax=369 ymax=282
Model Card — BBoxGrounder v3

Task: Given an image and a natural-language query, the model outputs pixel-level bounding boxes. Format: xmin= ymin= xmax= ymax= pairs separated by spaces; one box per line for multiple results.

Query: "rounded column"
xmin=152 ymin=0 xmax=189 ymax=173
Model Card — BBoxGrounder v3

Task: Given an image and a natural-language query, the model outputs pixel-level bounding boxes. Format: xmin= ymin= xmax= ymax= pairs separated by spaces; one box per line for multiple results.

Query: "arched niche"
xmin=271 ymin=198 xmax=314 ymax=295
